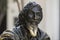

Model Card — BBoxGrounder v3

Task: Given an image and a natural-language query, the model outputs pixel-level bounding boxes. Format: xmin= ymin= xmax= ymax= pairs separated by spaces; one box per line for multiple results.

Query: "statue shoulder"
xmin=37 ymin=28 xmax=50 ymax=40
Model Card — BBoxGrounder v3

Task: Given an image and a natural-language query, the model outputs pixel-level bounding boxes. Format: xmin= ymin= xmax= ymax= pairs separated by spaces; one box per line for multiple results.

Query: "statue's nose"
xmin=34 ymin=13 xmax=39 ymax=20
xmin=34 ymin=15 xmax=37 ymax=19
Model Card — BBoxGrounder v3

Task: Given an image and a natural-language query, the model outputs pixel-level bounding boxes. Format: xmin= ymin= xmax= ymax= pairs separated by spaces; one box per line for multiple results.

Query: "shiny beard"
xmin=27 ymin=24 xmax=38 ymax=37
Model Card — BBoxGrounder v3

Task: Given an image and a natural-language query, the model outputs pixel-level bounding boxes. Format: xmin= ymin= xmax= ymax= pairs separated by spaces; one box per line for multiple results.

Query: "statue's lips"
xmin=30 ymin=19 xmax=40 ymax=24
xmin=30 ymin=19 xmax=40 ymax=21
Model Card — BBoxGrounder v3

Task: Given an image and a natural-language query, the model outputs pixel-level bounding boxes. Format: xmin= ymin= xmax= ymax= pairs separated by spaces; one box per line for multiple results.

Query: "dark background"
xmin=0 ymin=0 xmax=7 ymax=34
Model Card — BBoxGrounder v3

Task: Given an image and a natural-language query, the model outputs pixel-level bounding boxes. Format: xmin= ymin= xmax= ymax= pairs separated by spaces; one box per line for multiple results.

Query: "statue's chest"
xmin=22 ymin=37 xmax=37 ymax=40
xmin=20 ymin=31 xmax=37 ymax=40
xmin=20 ymin=31 xmax=38 ymax=40
xmin=21 ymin=32 xmax=41 ymax=40
xmin=14 ymin=27 xmax=41 ymax=40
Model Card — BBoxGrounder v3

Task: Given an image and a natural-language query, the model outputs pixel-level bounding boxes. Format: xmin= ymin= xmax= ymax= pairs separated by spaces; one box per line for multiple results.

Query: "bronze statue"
xmin=0 ymin=2 xmax=50 ymax=40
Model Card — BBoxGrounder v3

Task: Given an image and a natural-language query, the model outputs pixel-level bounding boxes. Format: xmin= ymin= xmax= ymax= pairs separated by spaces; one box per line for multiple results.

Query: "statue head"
xmin=19 ymin=2 xmax=43 ymax=37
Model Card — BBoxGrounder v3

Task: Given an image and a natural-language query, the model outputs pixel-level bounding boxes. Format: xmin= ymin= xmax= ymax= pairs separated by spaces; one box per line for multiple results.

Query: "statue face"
xmin=26 ymin=6 xmax=42 ymax=37
xmin=27 ymin=7 xmax=41 ymax=24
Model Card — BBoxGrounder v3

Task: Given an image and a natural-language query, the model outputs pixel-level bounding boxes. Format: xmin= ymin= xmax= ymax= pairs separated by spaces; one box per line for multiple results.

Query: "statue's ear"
xmin=39 ymin=8 xmax=43 ymax=21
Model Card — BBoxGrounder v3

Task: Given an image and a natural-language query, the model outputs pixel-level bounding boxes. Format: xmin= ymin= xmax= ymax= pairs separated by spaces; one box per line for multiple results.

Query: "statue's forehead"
xmin=32 ymin=7 xmax=40 ymax=12
xmin=32 ymin=2 xmax=38 ymax=6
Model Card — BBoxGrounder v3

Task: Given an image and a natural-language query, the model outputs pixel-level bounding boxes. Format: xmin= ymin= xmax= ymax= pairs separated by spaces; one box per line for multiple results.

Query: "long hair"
xmin=18 ymin=2 xmax=43 ymax=26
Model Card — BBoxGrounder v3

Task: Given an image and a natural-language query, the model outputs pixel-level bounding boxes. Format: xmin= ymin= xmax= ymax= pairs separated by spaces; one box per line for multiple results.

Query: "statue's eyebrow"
xmin=32 ymin=10 xmax=40 ymax=13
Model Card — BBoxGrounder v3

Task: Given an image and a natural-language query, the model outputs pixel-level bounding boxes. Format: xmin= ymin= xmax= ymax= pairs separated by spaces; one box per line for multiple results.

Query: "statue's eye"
xmin=28 ymin=13 xmax=33 ymax=18
xmin=35 ymin=12 xmax=40 ymax=16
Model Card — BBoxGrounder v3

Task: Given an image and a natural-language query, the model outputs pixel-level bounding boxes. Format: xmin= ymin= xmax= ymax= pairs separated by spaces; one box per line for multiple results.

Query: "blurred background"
xmin=0 ymin=0 xmax=59 ymax=40
xmin=0 ymin=0 xmax=7 ymax=35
